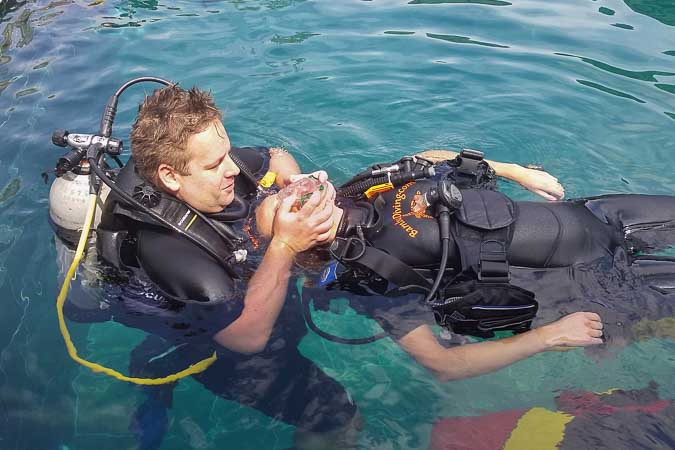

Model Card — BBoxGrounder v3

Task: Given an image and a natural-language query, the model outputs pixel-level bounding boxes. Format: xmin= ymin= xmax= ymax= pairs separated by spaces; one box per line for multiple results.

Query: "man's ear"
xmin=157 ymin=163 xmax=181 ymax=193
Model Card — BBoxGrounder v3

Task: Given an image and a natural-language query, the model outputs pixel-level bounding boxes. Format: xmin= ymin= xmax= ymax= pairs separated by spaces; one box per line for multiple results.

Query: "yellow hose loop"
xmin=56 ymin=193 xmax=217 ymax=385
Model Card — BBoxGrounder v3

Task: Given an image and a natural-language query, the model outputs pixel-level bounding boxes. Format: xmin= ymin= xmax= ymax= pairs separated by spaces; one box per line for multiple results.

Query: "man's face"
xmin=176 ymin=121 xmax=240 ymax=213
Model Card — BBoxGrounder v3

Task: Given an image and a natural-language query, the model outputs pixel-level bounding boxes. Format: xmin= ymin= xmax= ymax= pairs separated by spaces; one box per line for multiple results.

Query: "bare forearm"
xmin=416 ymin=149 xmax=523 ymax=182
xmin=400 ymin=325 xmax=548 ymax=382
xmin=484 ymin=160 xmax=524 ymax=182
xmin=213 ymin=240 xmax=294 ymax=353
xmin=435 ymin=330 xmax=548 ymax=380
xmin=243 ymin=241 xmax=294 ymax=333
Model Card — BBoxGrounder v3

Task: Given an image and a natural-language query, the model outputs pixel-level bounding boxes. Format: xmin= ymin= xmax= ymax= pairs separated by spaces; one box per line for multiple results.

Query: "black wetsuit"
xmin=64 ymin=147 xmax=355 ymax=450
xmin=310 ymin=166 xmax=675 ymax=344
xmin=365 ymin=177 xmax=675 ymax=272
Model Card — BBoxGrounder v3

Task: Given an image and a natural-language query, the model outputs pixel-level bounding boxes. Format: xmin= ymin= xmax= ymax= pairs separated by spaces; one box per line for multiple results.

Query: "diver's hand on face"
xmin=287 ymin=169 xmax=336 ymax=224
xmin=538 ymin=312 xmax=604 ymax=348
xmin=271 ymin=188 xmax=335 ymax=254
xmin=515 ymin=166 xmax=565 ymax=201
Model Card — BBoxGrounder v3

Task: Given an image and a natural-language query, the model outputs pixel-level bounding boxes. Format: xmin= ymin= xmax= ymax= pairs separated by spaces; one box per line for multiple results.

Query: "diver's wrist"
xmin=534 ymin=325 xmax=559 ymax=350
xmin=269 ymin=237 xmax=299 ymax=257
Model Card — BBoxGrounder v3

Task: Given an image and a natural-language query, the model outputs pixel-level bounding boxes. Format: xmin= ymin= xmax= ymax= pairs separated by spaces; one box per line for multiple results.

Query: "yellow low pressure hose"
xmin=56 ymin=193 xmax=217 ymax=384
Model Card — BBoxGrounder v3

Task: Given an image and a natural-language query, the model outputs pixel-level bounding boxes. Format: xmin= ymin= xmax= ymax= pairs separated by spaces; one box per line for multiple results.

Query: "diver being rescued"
xmin=254 ymin=149 xmax=675 ymax=380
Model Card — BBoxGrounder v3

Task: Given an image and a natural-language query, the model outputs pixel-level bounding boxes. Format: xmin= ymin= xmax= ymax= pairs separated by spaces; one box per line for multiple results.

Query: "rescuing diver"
xmin=49 ymin=78 xmax=365 ymax=450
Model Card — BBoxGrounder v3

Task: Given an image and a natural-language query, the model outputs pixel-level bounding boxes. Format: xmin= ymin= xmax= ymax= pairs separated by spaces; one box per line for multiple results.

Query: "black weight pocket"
xmin=430 ymin=281 xmax=538 ymax=338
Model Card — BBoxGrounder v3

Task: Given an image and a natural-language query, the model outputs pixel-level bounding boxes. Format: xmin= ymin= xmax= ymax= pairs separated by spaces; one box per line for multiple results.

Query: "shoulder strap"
xmin=329 ymin=235 xmax=431 ymax=289
xmin=100 ymin=159 xmax=247 ymax=277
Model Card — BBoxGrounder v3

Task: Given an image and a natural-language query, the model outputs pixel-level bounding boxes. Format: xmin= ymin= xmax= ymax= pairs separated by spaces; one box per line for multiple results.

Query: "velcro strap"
xmin=456 ymin=157 xmax=481 ymax=176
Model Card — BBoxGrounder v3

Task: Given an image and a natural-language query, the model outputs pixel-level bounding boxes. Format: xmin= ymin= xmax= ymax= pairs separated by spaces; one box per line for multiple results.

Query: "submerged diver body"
xmin=254 ymin=150 xmax=675 ymax=380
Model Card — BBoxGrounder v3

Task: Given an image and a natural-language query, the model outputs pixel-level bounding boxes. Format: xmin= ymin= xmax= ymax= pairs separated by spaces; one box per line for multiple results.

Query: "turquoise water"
xmin=1 ymin=0 xmax=675 ymax=448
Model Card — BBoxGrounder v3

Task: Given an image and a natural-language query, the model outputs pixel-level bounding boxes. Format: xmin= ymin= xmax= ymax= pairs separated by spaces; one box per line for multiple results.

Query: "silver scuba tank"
xmin=50 ymin=165 xmax=111 ymax=310
xmin=48 ymin=167 xmax=110 ymax=247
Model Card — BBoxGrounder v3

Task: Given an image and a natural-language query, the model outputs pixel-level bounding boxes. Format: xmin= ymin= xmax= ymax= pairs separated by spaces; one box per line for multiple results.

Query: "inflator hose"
xmin=100 ymin=76 xmax=172 ymax=138
xmin=425 ymin=206 xmax=451 ymax=303
xmin=56 ymin=194 xmax=217 ymax=384
xmin=338 ymin=175 xmax=389 ymax=198
xmin=337 ymin=167 xmax=435 ymax=199
xmin=230 ymin=152 xmax=261 ymax=192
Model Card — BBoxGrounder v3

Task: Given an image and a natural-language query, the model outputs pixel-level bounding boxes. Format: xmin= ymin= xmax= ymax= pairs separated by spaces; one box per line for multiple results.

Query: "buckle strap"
xmin=330 ymin=236 xmax=367 ymax=262
xmin=477 ymin=239 xmax=510 ymax=282
xmin=330 ymin=236 xmax=430 ymax=288
xmin=456 ymin=149 xmax=485 ymax=176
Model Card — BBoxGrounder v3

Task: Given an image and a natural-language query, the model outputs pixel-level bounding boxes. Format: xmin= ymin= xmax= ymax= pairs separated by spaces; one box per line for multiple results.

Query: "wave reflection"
xmin=426 ymin=32 xmax=508 ymax=48
xmin=556 ymin=53 xmax=675 ymax=82
xmin=409 ymin=0 xmax=510 ymax=5
xmin=655 ymin=83 xmax=675 ymax=96
xmin=576 ymin=79 xmax=646 ymax=103
xmin=271 ymin=31 xmax=320 ymax=44
xmin=0 ymin=0 xmax=73 ymax=98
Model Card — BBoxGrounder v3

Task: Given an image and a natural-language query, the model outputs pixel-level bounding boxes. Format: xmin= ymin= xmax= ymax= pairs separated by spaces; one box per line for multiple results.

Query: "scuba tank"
xmin=47 ymin=126 xmax=122 ymax=244
xmin=49 ymin=164 xmax=110 ymax=247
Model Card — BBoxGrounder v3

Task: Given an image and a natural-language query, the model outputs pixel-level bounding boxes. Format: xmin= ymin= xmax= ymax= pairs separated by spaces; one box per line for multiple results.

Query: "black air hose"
xmin=337 ymin=175 xmax=389 ymax=198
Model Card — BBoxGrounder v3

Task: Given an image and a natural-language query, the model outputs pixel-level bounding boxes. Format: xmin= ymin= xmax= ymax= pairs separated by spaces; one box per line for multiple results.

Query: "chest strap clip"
xmin=330 ymin=226 xmax=367 ymax=262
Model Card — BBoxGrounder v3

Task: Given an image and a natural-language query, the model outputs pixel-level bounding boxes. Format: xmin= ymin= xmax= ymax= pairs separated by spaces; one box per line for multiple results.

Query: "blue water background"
xmin=1 ymin=0 xmax=674 ymax=448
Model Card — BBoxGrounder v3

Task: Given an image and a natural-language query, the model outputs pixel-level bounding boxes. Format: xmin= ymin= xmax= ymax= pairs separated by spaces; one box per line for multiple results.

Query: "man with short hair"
xmin=93 ymin=85 xmax=359 ymax=450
